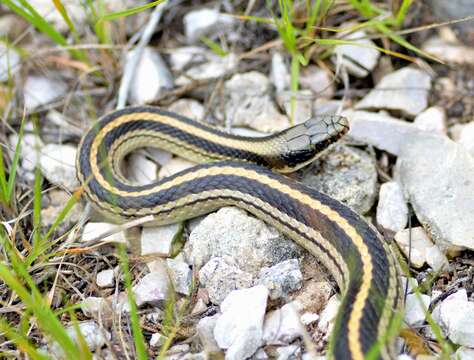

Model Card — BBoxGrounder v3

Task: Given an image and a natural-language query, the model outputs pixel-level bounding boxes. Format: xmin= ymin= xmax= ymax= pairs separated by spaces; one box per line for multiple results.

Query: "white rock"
xmin=333 ymin=29 xmax=380 ymax=78
xmin=270 ymin=52 xmax=290 ymax=92
xmin=150 ymin=333 xmax=166 ymax=348
xmin=223 ymin=72 xmax=290 ymax=133
xmin=145 ymin=309 xmax=164 ymax=324
xmin=376 ymin=181 xmax=408 ymax=233
xmin=126 ymin=152 xmax=157 ymax=185
xmin=67 ymin=321 xmax=110 ymax=352
xmin=128 ymin=47 xmax=173 ymax=104
xmin=277 ymin=90 xmax=314 ymax=124
xmin=169 ymin=46 xmax=209 ymax=72
xmin=302 ymin=354 xmax=325 ymax=360
xmin=175 ymin=53 xmax=237 ymax=86
xmin=197 ymin=314 xmax=220 ymax=353
xmin=425 ymin=245 xmax=449 ymax=272
xmin=185 ymin=207 xmax=301 ymax=274
xmin=191 ymin=298 xmax=208 ymax=316
xmin=80 ymin=297 xmax=111 ymax=318
xmin=397 ymin=355 xmax=414 ymax=360
xmin=394 ymin=227 xmax=436 ymax=268
xmin=275 ymin=345 xmax=301 ymax=360
xmin=141 ymin=223 xmax=182 ymax=257
xmin=96 ymin=269 xmax=115 ymax=288
xmin=168 ymin=99 xmax=205 ymax=121
xmin=158 ymin=157 xmax=196 ymax=178
xmin=214 ymin=285 xmax=269 ymax=360
xmin=400 ymin=277 xmax=419 ymax=294
xmin=455 ymin=347 xmax=474 ymax=360
xmin=133 ymin=272 xmax=170 ymax=307
xmin=263 ymin=302 xmax=304 ymax=345
xmin=457 ymin=121 xmax=474 ymax=157
xmin=313 ymin=99 xmax=343 ymax=116
xmin=300 ymin=66 xmax=334 ymax=98
xmin=318 ymin=295 xmax=340 ymax=335
xmin=81 ymin=222 xmax=127 ymax=244
xmin=24 ymin=76 xmax=67 ymax=111
xmin=432 ymin=289 xmax=474 ymax=347
xmin=414 ymin=107 xmax=446 ymax=134
xmin=166 ymin=258 xmax=192 ymax=296
xmin=257 ymin=259 xmax=303 ymax=300
xmin=398 ymin=134 xmax=474 ymax=251
xmin=345 ymin=110 xmax=424 ymax=156
xmin=0 ymin=43 xmax=20 ymax=82
xmin=404 ymin=293 xmax=430 ymax=327
xmin=39 ymin=144 xmax=78 ymax=191
xmin=183 ymin=8 xmax=235 ymax=43
xmin=422 ymin=36 xmax=474 ymax=65
xmin=355 ymin=68 xmax=431 ymax=117
xmin=145 ymin=147 xmax=172 ymax=167
xmin=253 ymin=349 xmax=269 ymax=359
xmin=199 ymin=257 xmax=254 ymax=305
xmin=300 ymin=312 xmax=319 ymax=326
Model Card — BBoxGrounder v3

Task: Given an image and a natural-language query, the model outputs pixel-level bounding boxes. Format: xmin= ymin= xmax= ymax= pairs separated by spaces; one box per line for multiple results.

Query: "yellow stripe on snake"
xmin=76 ymin=106 xmax=403 ymax=360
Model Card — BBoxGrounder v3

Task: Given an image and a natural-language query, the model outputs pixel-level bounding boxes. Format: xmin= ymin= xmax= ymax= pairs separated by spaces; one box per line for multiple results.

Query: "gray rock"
xmin=0 ymin=43 xmax=20 ymax=81
xmin=133 ymin=272 xmax=170 ymax=307
xmin=199 ymin=257 xmax=254 ymax=305
xmin=39 ymin=144 xmax=78 ymax=191
xmin=400 ymin=277 xmax=419 ymax=295
xmin=257 ymin=259 xmax=303 ymax=300
xmin=404 ymin=293 xmax=430 ymax=327
xmin=275 ymin=345 xmax=301 ymax=360
xmin=300 ymin=66 xmax=335 ymax=98
xmin=427 ymin=0 xmax=474 ymax=44
xmin=81 ymin=222 xmax=127 ymax=244
xmin=376 ymin=181 xmax=408 ymax=234
xmin=277 ymin=90 xmax=314 ymax=124
xmin=414 ymin=106 xmax=446 ymax=134
xmin=166 ymin=258 xmax=192 ymax=296
xmin=51 ymin=321 xmax=110 ymax=356
xmin=158 ymin=157 xmax=196 ymax=178
xmin=9 ymin=124 xmax=42 ymax=183
xmin=169 ymin=46 xmax=209 ymax=72
xmin=398 ymin=134 xmax=474 ymax=251
xmin=214 ymin=285 xmax=269 ymax=360
xmin=432 ymin=289 xmax=474 ymax=347
xmin=455 ymin=347 xmax=474 ymax=360
xmin=168 ymin=99 xmax=205 ymax=121
xmin=174 ymin=50 xmax=237 ymax=87
xmin=332 ymin=29 xmax=380 ymax=78
xmin=270 ymin=52 xmax=290 ymax=92
xmin=223 ymin=71 xmax=290 ymax=132
xmin=457 ymin=121 xmax=474 ymax=157
xmin=128 ymin=47 xmax=174 ymax=104
xmin=185 ymin=207 xmax=302 ymax=274
xmin=183 ymin=8 xmax=235 ymax=43
xmin=150 ymin=333 xmax=166 ymax=348
xmin=345 ymin=110 xmax=424 ymax=156
xmin=263 ymin=302 xmax=304 ymax=345
xmin=24 ymin=76 xmax=67 ymax=111
xmin=300 ymin=312 xmax=319 ymax=326
xmin=422 ymin=36 xmax=474 ymax=65
xmin=126 ymin=151 xmax=158 ymax=185
xmin=141 ymin=223 xmax=182 ymax=257
xmin=355 ymin=67 xmax=431 ymax=117
xmin=197 ymin=314 xmax=220 ymax=353
xmin=96 ymin=269 xmax=115 ymax=288
xmin=42 ymin=189 xmax=83 ymax=234
xmin=80 ymin=297 xmax=112 ymax=319
xmin=317 ymin=295 xmax=340 ymax=336
xmin=394 ymin=227 xmax=447 ymax=269
xmin=301 ymin=145 xmax=378 ymax=214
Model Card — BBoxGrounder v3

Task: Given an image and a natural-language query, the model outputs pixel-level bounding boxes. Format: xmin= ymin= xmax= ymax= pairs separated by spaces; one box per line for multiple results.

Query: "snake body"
xmin=76 ymin=106 xmax=402 ymax=360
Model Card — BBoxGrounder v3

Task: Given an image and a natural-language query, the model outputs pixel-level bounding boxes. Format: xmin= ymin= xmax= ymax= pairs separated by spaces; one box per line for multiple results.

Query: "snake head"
xmin=276 ymin=115 xmax=349 ymax=173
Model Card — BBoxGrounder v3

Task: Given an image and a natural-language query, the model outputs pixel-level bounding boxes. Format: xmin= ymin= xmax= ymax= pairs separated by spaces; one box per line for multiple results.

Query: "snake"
xmin=76 ymin=106 xmax=402 ymax=360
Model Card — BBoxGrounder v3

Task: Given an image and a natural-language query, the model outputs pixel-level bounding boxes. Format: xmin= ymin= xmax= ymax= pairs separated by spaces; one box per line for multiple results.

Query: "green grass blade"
xmin=200 ymin=36 xmax=228 ymax=57
xmin=52 ymin=0 xmax=77 ymax=35
xmin=0 ymin=147 xmax=8 ymax=203
xmin=118 ymin=244 xmax=147 ymax=360
xmin=100 ymin=0 xmax=165 ymax=22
